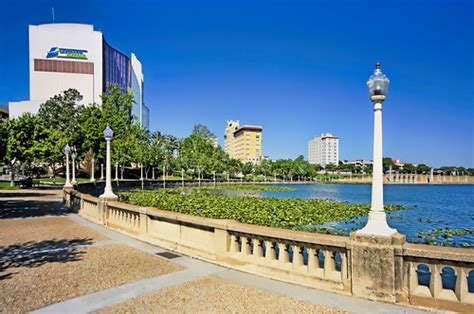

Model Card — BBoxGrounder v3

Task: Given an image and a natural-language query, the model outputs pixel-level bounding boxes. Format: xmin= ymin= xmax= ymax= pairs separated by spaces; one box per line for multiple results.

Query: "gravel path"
xmin=96 ymin=276 xmax=346 ymax=314
xmin=0 ymin=216 xmax=107 ymax=247
xmin=0 ymin=244 xmax=183 ymax=313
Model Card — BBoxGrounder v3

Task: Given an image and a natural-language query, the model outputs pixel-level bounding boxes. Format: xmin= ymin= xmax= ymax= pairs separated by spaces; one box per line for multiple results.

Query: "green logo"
xmin=46 ymin=47 xmax=88 ymax=60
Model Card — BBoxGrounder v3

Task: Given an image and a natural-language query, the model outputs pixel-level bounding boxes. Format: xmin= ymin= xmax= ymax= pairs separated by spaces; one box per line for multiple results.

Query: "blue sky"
xmin=1 ymin=0 xmax=473 ymax=167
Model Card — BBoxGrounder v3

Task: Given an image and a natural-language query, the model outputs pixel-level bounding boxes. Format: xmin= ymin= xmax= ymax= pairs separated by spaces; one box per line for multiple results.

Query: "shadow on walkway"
xmin=0 ymin=238 xmax=93 ymax=280
xmin=0 ymin=192 xmax=57 ymax=198
xmin=0 ymin=199 xmax=75 ymax=219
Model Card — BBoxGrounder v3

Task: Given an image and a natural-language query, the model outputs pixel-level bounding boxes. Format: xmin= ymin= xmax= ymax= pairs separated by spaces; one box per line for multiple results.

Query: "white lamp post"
xmin=163 ymin=164 xmax=166 ymax=188
xmin=115 ymin=163 xmax=119 ymax=181
xmin=100 ymin=163 xmax=104 ymax=180
xmin=100 ymin=126 xmax=118 ymax=200
xmin=90 ymin=158 xmax=95 ymax=182
xmin=358 ymin=63 xmax=397 ymax=236
xmin=71 ymin=152 xmax=77 ymax=185
xmin=64 ymin=144 xmax=73 ymax=188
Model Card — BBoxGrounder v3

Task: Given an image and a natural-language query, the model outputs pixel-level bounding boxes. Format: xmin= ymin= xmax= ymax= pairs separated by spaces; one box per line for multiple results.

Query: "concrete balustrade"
xmin=64 ymin=188 xmax=474 ymax=312
xmin=402 ymin=243 xmax=474 ymax=312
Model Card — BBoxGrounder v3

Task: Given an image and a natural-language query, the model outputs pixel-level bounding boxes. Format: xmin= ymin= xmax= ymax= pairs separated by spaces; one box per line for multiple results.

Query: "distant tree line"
xmin=1 ymin=87 xmax=472 ymax=183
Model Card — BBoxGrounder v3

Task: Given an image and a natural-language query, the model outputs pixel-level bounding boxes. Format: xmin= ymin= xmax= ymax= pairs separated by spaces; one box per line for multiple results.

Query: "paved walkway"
xmin=1 ymin=189 xmax=432 ymax=313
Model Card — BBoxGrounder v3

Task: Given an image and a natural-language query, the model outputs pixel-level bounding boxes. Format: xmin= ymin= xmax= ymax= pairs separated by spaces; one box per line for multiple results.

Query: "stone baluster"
xmin=253 ymin=239 xmax=263 ymax=258
xmin=264 ymin=240 xmax=276 ymax=261
xmin=278 ymin=243 xmax=289 ymax=264
xmin=229 ymin=234 xmax=239 ymax=254
xmin=455 ymin=268 xmax=468 ymax=302
xmin=340 ymin=251 xmax=348 ymax=280
xmin=241 ymin=236 xmax=251 ymax=255
xmin=429 ymin=264 xmax=442 ymax=298
xmin=324 ymin=250 xmax=335 ymax=277
xmin=292 ymin=245 xmax=303 ymax=268
xmin=307 ymin=247 xmax=317 ymax=271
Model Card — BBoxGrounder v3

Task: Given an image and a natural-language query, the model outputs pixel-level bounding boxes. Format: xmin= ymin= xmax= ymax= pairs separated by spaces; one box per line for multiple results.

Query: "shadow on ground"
xmin=0 ymin=200 xmax=76 ymax=219
xmin=0 ymin=192 xmax=57 ymax=198
xmin=0 ymin=238 xmax=93 ymax=280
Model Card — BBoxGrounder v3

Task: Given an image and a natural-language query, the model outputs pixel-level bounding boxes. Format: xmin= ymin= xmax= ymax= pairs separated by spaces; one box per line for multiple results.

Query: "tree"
xmin=416 ymin=164 xmax=431 ymax=174
xmin=0 ymin=119 xmax=7 ymax=164
xmin=191 ymin=124 xmax=216 ymax=141
xmin=38 ymin=88 xmax=84 ymax=146
xmin=401 ymin=163 xmax=416 ymax=174
xmin=383 ymin=157 xmax=394 ymax=173
xmin=5 ymin=113 xmax=48 ymax=183
xmin=180 ymin=134 xmax=215 ymax=178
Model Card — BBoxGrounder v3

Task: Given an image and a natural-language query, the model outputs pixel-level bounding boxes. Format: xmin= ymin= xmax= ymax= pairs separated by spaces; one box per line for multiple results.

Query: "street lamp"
xmin=163 ymin=164 xmax=166 ymax=188
xmin=100 ymin=126 xmax=118 ymax=200
xmin=63 ymin=144 xmax=73 ymax=188
xmin=71 ymin=152 xmax=77 ymax=185
xmin=90 ymin=158 xmax=95 ymax=182
xmin=181 ymin=168 xmax=185 ymax=188
xmin=358 ymin=63 xmax=397 ymax=236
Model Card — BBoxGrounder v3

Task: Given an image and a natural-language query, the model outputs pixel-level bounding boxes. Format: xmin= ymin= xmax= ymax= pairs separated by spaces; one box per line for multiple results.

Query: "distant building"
xmin=341 ymin=160 xmax=373 ymax=167
xmin=0 ymin=106 xmax=8 ymax=120
xmin=308 ymin=133 xmax=339 ymax=166
xmin=224 ymin=120 xmax=263 ymax=164
xmin=8 ymin=23 xmax=149 ymax=129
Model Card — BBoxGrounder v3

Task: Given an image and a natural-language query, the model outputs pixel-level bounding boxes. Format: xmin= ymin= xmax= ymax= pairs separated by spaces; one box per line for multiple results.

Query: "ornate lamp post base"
xmin=99 ymin=192 xmax=118 ymax=200
xmin=357 ymin=211 xmax=397 ymax=236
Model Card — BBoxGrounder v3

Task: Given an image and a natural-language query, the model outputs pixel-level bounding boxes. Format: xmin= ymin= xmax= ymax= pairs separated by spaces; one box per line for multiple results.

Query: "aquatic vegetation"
xmin=120 ymin=188 xmax=404 ymax=230
xmin=414 ymin=227 xmax=474 ymax=247
xmin=198 ymin=184 xmax=296 ymax=192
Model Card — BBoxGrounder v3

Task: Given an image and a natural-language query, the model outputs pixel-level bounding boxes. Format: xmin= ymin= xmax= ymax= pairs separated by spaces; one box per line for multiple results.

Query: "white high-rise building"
xmin=8 ymin=23 xmax=149 ymax=129
xmin=308 ymin=133 xmax=339 ymax=166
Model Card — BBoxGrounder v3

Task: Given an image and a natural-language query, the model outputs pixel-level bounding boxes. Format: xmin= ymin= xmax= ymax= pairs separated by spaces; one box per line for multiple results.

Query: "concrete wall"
xmin=29 ymin=23 xmax=103 ymax=105
xmin=64 ymin=187 xmax=474 ymax=312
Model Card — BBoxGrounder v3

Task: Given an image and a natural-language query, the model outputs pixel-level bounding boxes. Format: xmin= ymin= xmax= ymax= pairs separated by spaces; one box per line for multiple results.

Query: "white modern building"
xmin=308 ymin=133 xmax=339 ymax=166
xmin=8 ymin=23 xmax=149 ymax=129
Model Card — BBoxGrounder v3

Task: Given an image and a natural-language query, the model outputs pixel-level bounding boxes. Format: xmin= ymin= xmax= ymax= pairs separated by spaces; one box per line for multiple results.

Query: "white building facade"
xmin=308 ymin=133 xmax=339 ymax=166
xmin=9 ymin=23 xmax=149 ymax=129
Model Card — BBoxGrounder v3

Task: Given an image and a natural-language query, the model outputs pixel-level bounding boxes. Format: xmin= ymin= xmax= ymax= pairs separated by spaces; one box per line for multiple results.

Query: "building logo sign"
xmin=46 ymin=47 xmax=88 ymax=60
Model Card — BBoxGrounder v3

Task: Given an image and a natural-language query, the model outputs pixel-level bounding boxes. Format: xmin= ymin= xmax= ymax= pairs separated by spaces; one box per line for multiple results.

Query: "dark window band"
xmin=34 ymin=59 xmax=94 ymax=74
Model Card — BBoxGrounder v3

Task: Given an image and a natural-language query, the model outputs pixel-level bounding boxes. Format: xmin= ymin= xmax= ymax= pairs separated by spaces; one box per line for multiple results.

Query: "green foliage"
xmin=37 ymin=88 xmax=83 ymax=145
xmin=120 ymin=188 xmax=403 ymax=230
xmin=199 ymin=184 xmax=296 ymax=192
xmin=191 ymin=124 xmax=216 ymax=140
xmin=414 ymin=227 xmax=474 ymax=247
xmin=0 ymin=119 xmax=8 ymax=163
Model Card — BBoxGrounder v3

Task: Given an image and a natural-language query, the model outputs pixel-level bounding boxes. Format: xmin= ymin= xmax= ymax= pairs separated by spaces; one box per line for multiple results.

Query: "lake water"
xmin=223 ymin=184 xmax=474 ymax=246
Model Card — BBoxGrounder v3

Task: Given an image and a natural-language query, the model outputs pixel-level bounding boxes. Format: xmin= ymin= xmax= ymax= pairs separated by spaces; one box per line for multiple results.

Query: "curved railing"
xmin=64 ymin=188 xmax=474 ymax=312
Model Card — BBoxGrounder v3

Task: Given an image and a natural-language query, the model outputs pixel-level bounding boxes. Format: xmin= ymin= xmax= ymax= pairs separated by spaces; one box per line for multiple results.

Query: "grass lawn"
xmin=0 ymin=181 xmax=20 ymax=190
xmin=39 ymin=177 xmax=90 ymax=184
